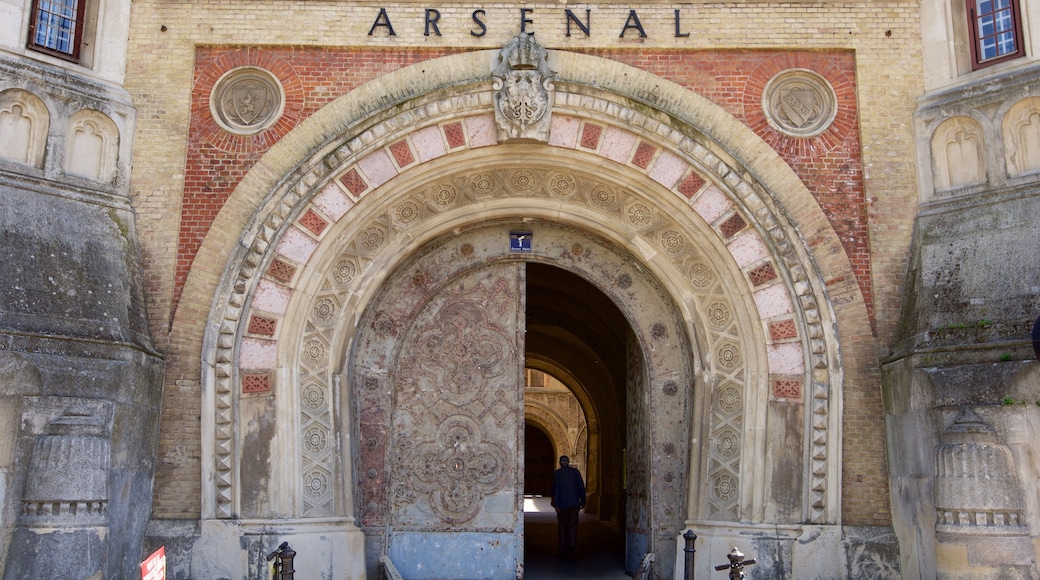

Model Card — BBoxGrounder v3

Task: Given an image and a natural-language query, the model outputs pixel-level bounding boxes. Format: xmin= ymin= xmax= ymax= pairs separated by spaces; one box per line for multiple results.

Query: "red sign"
xmin=141 ymin=546 xmax=166 ymax=580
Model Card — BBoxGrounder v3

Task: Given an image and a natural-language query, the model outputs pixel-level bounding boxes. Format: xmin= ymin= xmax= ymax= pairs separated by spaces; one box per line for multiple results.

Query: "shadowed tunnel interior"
xmin=523 ymin=263 xmax=631 ymax=577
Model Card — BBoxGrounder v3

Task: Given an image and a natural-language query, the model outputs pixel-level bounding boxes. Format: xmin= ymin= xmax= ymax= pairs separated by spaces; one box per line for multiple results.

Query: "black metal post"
xmin=266 ymin=541 xmax=297 ymax=579
xmin=683 ymin=529 xmax=698 ymax=580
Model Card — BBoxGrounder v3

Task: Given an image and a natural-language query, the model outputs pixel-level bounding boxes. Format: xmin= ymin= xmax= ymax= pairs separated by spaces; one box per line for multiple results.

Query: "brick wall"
xmin=126 ymin=1 xmax=922 ymax=525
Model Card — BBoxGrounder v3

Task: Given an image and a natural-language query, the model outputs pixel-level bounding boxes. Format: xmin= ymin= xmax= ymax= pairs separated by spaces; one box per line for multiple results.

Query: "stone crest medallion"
xmin=762 ymin=68 xmax=837 ymax=137
xmin=210 ymin=66 xmax=284 ymax=135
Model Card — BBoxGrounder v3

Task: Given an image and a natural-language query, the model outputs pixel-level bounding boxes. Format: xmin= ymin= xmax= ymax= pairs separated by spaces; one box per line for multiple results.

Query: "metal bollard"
xmin=683 ymin=530 xmax=697 ymax=580
xmin=714 ymin=547 xmax=755 ymax=580
xmin=266 ymin=541 xmax=296 ymax=579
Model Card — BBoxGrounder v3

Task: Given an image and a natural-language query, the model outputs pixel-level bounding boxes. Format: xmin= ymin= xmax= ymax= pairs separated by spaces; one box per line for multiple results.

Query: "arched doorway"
xmin=523 ymin=424 xmax=555 ymax=497
xmin=188 ymin=42 xmax=855 ymax=580
xmin=348 ymin=223 xmax=685 ymax=578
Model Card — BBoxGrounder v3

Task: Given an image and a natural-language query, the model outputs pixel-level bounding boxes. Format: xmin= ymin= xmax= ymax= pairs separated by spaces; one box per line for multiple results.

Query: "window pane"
xmin=31 ymin=0 xmax=79 ymax=55
xmin=978 ymin=14 xmax=994 ymax=36
xmin=977 ymin=0 xmax=993 ymax=14
xmin=980 ymin=36 xmax=997 ymax=59
xmin=994 ymin=9 xmax=1012 ymax=32
xmin=997 ymin=30 xmax=1016 ymax=54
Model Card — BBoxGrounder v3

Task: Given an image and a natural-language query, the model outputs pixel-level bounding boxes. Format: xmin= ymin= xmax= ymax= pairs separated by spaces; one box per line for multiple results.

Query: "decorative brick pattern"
xmin=769 ymin=319 xmax=798 ymax=341
xmin=580 ymin=124 xmax=602 ymax=149
xmin=247 ymin=314 xmax=277 ymax=336
xmin=720 ymin=213 xmax=747 ymax=238
xmin=773 ymin=378 xmax=802 ymax=399
xmin=242 ymin=373 xmax=271 ymax=394
xmin=154 ymin=42 xmax=905 ymax=527
xmin=678 ymin=172 xmax=707 ymax=199
xmin=339 ymin=168 xmax=368 ymax=196
xmin=267 ymin=258 xmax=297 ymax=283
xmin=298 ymin=208 xmax=329 ymax=237
xmin=444 ymin=122 xmax=465 ymax=148
xmin=389 ymin=140 xmax=415 ymax=167
xmin=748 ymin=262 xmax=778 ymax=286
xmin=632 ymin=141 xmax=657 ymax=169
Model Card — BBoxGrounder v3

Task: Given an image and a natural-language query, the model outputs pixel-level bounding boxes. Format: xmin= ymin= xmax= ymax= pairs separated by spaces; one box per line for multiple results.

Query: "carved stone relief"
xmin=931 ymin=116 xmax=987 ymax=190
xmin=65 ymin=109 xmax=118 ymax=182
xmin=388 ymin=269 xmax=520 ymax=527
xmin=0 ymin=88 xmax=48 ymax=168
xmin=1002 ymin=97 xmax=1040 ymax=177
xmin=492 ymin=33 xmax=555 ymax=143
xmin=208 ymin=79 xmax=838 ymax=531
xmin=762 ymin=69 xmax=837 ymax=138
xmin=19 ymin=399 xmax=113 ymax=526
xmin=210 ymin=66 xmax=284 ymax=135
xmin=934 ymin=408 xmax=1026 ymax=534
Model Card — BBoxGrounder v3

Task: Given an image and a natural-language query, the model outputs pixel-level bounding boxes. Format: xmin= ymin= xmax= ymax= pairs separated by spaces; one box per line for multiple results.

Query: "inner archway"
xmin=523 ymin=424 xmax=554 ymax=497
xmin=522 ymin=263 xmax=632 ymax=576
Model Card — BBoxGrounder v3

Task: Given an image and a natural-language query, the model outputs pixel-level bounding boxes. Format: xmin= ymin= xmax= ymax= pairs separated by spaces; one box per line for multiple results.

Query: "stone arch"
xmin=181 ymin=47 xmax=868 ymax=574
xmin=524 ymin=402 xmax=575 ymax=468
xmin=0 ymin=88 xmax=49 ymax=168
xmin=931 ymin=115 xmax=987 ymax=191
xmin=65 ymin=109 xmax=118 ymax=182
xmin=525 ymin=359 xmax=602 ymax=509
xmin=1003 ymin=97 xmax=1040 ymax=177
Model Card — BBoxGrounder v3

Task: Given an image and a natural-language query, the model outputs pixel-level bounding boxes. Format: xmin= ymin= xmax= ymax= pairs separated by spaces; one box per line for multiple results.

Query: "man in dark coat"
xmin=551 ymin=455 xmax=586 ymax=557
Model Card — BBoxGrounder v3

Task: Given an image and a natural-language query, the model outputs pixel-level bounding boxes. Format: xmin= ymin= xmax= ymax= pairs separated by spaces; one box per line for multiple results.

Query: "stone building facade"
xmin=0 ymin=0 xmax=1037 ymax=577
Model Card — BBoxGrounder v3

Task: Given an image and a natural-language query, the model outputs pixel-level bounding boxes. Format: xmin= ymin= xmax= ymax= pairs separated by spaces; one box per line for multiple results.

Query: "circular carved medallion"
xmin=210 ymin=67 xmax=284 ymax=135
xmin=762 ymin=69 xmax=837 ymax=138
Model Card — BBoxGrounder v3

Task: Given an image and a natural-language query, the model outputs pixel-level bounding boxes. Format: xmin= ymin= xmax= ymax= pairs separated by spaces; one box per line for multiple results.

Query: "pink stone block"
xmin=465 ymin=115 xmax=497 ymax=148
xmin=726 ymin=230 xmax=769 ymax=268
xmin=647 ymin=149 xmax=687 ymax=189
xmin=313 ymin=182 xmax=354 ymax=222
xmin=411 ymin=125 xmax=447 ymax=162
xmin=599 ymin=127 xmax=637 ymax=164
xmin=276 ymin=226 xmax=320 ymax=265
xmin=240 ymin=337 xmax=278 ymax=369
xmin=691 ymin=184 xmax=733 ymax=225
xmin=549 ymin=115 xmax=581 ymax=148
xmin=753 ymin=283 xmax=795 ymax=319
xmin=357 ymin=149 xmax=397 ymax=189
xmin=252 ymin=279 xmax=293 ymax=314
xmin=767 ymin=343 xmax=805 ymax=374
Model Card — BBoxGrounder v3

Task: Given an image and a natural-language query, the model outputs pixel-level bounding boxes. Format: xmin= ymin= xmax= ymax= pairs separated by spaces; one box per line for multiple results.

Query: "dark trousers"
xmin=557 ymin=506 xmax=580 ymax=556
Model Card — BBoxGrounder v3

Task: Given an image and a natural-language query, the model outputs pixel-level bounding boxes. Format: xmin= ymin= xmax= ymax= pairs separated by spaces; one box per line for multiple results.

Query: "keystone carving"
xmin=492 ymin=33 xmax=555 ymax=143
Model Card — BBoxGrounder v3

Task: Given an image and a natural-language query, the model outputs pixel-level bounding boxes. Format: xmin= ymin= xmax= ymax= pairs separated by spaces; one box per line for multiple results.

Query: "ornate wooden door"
xmin=364 ymin=262 xmax=526 ymax=579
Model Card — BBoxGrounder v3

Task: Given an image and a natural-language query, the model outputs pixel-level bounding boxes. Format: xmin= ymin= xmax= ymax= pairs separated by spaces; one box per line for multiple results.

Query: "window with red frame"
xmin=968 ymin=0 xmax=1025 ymax=69
xmin=27 ymin=0 xmax=86 ymax=61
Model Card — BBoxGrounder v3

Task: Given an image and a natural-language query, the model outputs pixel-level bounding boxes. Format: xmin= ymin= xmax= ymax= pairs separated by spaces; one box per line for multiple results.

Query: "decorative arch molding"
xmin=525 ymin=358 xmax=602 ymax=506
xmin=186 ymin=49 xmax=860 ymax=530
xmin=0 ymin=88 xmax=49 ymax=168
xmin=65 ymin=109 xmax=119 ymax=182
xmin=523 ymin=402 xmax=576 ymax=465
xmin=930 ymin=115 xmax=988 ymax=191
xmin=1003 ymin=96 xmax=1040 ymax=177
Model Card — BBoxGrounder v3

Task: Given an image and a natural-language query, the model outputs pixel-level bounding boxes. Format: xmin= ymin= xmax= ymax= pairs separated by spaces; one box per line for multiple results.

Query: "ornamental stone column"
xmin=934 ymin=408 xmax=1036 ymax=579
xmin=4 ymin=404 xmax=111 ymax=580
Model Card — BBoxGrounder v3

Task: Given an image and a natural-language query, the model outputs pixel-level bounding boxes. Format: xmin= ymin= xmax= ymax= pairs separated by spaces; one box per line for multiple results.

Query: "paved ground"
xmin=522 ymin=497 xmax=631 ymax=579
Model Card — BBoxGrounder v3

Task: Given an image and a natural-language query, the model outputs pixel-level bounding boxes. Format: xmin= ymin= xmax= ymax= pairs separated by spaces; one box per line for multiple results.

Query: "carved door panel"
xmin=384 ymin=263 xmax=525 ymax=579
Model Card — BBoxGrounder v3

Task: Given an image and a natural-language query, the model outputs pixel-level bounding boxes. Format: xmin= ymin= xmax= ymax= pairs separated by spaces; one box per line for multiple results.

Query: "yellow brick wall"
xmin=125 ymin=0 xmax=922 ymax=522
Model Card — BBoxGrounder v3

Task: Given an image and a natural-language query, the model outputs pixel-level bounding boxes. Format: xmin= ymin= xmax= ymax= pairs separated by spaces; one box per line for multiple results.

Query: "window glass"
xmin=29 ymin=0 xmax=83 ymax=59
xmin=974 ymin=0 xmax=1017 ymax=61
xmin=968 ymin=0 xmax=1023 ymax=69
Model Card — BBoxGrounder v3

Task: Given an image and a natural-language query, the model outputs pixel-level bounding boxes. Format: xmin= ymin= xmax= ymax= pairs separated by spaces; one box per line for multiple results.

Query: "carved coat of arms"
xmin=492 ymin=33 xmax=555 ymax=142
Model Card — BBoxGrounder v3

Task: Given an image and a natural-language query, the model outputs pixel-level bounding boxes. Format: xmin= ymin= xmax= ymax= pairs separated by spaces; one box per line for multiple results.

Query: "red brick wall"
xmin=176 ymin=47 xmax=871 ymax=328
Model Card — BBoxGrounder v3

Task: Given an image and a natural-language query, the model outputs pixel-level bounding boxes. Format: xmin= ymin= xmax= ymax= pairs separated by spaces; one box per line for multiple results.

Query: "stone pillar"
xmin=934 ymin=408 xmax=1036 ymax=579
xmin=4 ymin=404 xmax=111 ymax=580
